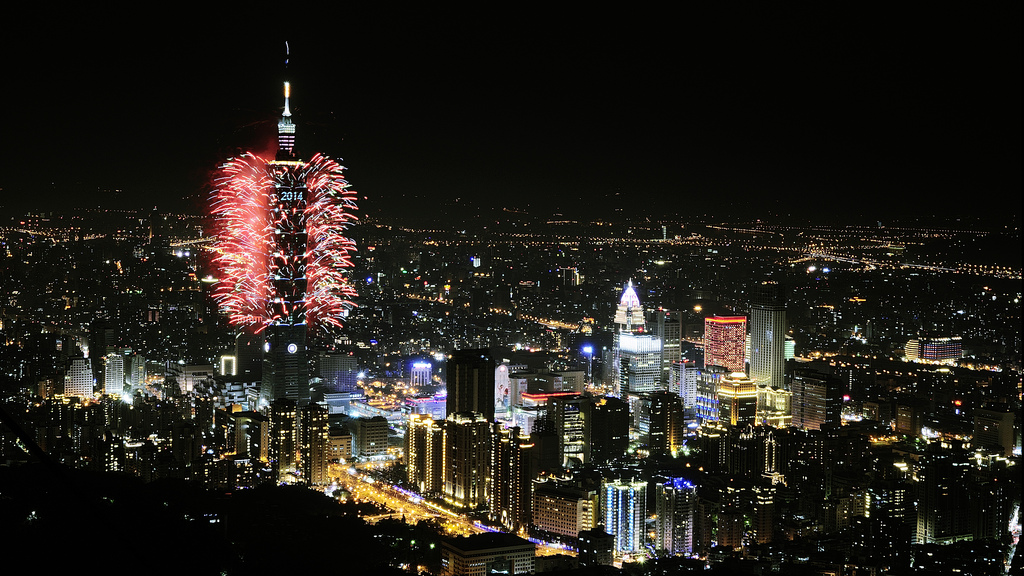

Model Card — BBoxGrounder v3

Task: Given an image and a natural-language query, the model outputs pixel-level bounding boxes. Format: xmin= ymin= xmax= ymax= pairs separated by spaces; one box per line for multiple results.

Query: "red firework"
xmin=209 ymin=152 xmax=358 ymax=333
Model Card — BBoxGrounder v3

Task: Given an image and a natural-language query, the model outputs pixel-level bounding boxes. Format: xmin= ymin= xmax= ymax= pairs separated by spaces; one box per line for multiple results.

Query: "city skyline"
xmin=2 ymin=6 xmax=1019 ymax=220
xmin=0 ymin=9 xmax=1020 ymax=575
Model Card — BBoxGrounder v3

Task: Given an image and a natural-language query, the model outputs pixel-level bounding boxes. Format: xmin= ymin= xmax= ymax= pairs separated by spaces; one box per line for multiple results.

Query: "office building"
xmin=353 ymin=416 xmax=389 ymax=458
xmin=649 ymin=391 xmax=685 ymax=457
xmin=973 ymin=407 xmax=1015 ymax=457
xmin=616 ymin=333 xmax=663 ymax=396
xmin=590 ymin=396 xmax=630 ymax=464
xmin=756 ymin=384 xmax=791 ymax=428
xmin=440 ymin=533 xmax=535 ymax=576
xmin=318 ymin=351 xmax=359 ymax=393
xmin=703 ymin=316 xmax=747 ymax=372
xmin=655 ymin=309 xmax=682 ymax=382
xmin=748 ymin=282 xmax=786 ymax=389
xmin=671 ymin=360 xmax=700 ymax=407
xmin=64 ymin=358 xmax=94 ymax=398
xmin=103 ymin=353 xmax=124 ymax=396
xmin=718 ymin=372 xmax=757 ymax=427
xmin=695 ymin=365 xmax=727 ymax=423
xmin=548 ymin=394 xmax=592 ymax=466
xmin=790 ymin=370 xmax=842 ymax=431
xmin=447 ymin=349 xmax=496 ymax=422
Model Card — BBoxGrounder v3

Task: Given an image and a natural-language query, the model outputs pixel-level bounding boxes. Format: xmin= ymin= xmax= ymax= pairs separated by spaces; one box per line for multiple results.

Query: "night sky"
xmin=2 ymin=7 xmax=1020 ymax=221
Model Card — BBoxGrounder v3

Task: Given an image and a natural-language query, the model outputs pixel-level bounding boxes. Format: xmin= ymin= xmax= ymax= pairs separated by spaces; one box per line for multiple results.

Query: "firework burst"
xmin=209 ymin=152 xmax=358 ymax=334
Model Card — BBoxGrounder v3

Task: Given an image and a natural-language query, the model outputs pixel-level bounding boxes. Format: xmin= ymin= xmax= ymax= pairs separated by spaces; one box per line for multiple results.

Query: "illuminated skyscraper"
xmin=611 ymin=282 xmax=661 ymax=396
xmin=212 ymin=79 xmax=358 ymax=408
xmin=103 ymin=353 xmax=124 ymax=396
xmin=489 ymin=423 xmax=534 ymax=532
xmin=259 ymin=82 xmax=310 ymax=405
xmin=443 ymin=412 xmax=491 ymax=510
xmin=718 ymin=372 xmax=757 ymax=427
xmin=748 ymin=283 xmax=786 ymax=389
xmin=613 ymin=281 xmax=645 ymax=332
xmin=406 ymin=414 xmax=444 ymax=494
xmin=703 ymin=316 xmax=747 ymax=372
xmin=602 ymin=476 xmax=647 ymax=554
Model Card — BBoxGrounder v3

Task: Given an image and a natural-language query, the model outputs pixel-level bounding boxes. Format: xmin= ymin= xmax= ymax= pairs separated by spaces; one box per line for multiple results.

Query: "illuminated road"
xmin=327 ymin=463 xmax=575 ymax=557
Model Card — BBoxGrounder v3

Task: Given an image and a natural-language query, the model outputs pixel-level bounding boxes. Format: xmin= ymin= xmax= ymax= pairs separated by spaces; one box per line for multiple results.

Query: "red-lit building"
xmin=703 ymin=316 xmax=747 ymax=372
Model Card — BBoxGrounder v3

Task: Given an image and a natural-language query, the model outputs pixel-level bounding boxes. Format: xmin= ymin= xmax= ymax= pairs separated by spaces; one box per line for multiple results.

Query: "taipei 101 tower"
xmin=210 ymin=61 xmax=359 ymax=408
xmin=262 ymin=81 xmax=310 ymax=405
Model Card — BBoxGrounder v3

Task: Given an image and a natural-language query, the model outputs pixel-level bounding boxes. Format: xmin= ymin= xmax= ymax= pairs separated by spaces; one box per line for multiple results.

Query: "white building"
xmin=104 ymin=353 xmax=125 ymax=396
xmin=65 ymin=358 xmax=94 ymax=397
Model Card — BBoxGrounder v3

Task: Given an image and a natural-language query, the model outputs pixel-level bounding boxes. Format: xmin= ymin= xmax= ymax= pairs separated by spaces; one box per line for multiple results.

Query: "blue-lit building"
xmin=601 ymin=476 xmax=647 ymax=555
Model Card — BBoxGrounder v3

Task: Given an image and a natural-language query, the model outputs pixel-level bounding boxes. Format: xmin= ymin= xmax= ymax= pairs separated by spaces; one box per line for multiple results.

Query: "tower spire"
xmin=277 ymin=42 xmax=296 ymax=160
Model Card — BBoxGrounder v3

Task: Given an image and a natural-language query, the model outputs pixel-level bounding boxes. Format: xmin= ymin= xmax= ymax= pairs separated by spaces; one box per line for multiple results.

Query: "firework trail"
xmin=209 ymin=152 xmax=358 ymax=334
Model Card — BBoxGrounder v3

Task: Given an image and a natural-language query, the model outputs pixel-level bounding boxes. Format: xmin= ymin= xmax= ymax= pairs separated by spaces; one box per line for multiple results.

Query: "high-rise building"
xmin=531 ymin=477 xmax=599 ymax=543
xmin=756 ymin=384 xmax=791 ymax=428
xmin=446 ymin=349 xmax=496 ymax=421
xmin=671 ymin=360 xmax=700 ymax=407
xmin=353 ymin=416 xmax=389 ymax=458
xmin=127 ymin=353 xmax=146 ymax=391
xmin=211 ymin=80 xmax=358 ymax=407
xmin=649 ymin=391 xmax=685 ymax=458
xmin=602 ymin=476 xmax=647 ymax=554
xmin=269 ymin=398 xmax=298 ymax=482
xmin=489 ymin=424 xmax=534 ymax=532
xmin=790 ymin=369 xmax=842 ymax=431
xmin=695 ymin=365 xmax=727 ymax=423
xmin=973 ymin=407 xmax=1015 ymax=457
xmin=748 ymin=283 xmax=786 ymax=389
xmin=318 ymin=351 xmax=359 ymax=393
xmin=616 ymin=333 xmax=662 ymax=396
xmin=612 ymin=282 xmax=661 ymax=395
xmin=613 ymin=281 xmax=645 ymax=332
xmin=406 ymin=414 xmax=444 ymax=494
xmin=718 ymin=372 xmax=757 ymax=427
xmin=548 ymin=394 xmax=592 ymax=466
xmin=654 ymin=310 xmax=682 ymax=382
xmin=103 ymin=353 xmax=124 ymax=396
xmin=590 ymin=397 xmax=630 ymax=464
xmin=654 ymin=477 xmax=697 ymax=556
xmin=64 ymin=358 xmax=94 ymax=398
xmin=300 ymin=402 xmax=329 ymax=485
xmin=703 ymin=316 xmax=747 ymax=372
xmin=443 ymin=412 xmax=491 ymax=510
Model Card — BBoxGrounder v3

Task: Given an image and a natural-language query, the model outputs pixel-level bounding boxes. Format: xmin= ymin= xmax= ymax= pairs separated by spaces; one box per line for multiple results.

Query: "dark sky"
xmin=2 ymin=6 xmax=1019 ymax=221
